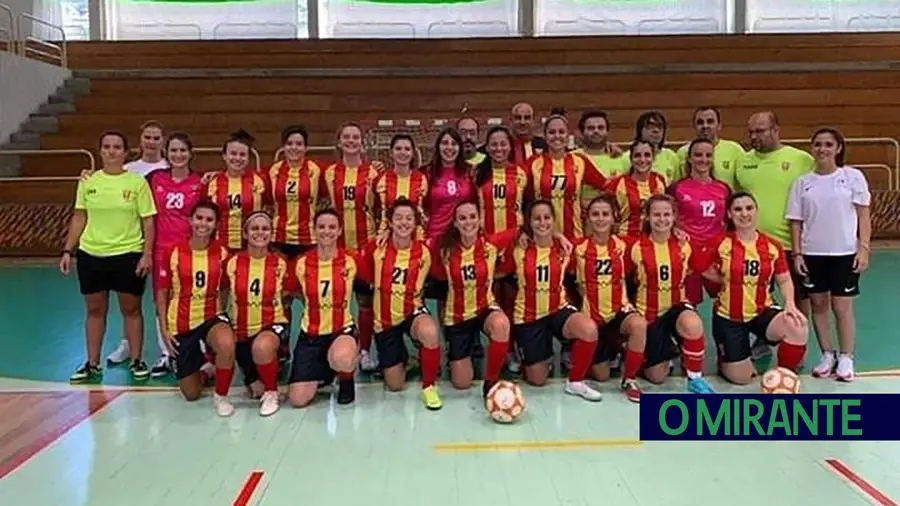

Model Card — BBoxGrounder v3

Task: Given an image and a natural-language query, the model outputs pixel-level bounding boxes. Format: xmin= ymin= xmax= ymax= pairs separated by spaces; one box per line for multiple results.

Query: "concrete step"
xmin=48 ymin=88 xmax=77 ymax=104
xmin=38 ymin=101 xmax=76 ymax=115
xmin=63 ymin=76 xmax=91 ymax=95
xmin=2 ymin=139 xmax=41 ymax=151
xmin=0 ymin=155 xmax=22 ymax=177
xmin=10 ymin=131 xmax=41 ymax=144
xmin=22 ymin=115 xmax=59 ymax=135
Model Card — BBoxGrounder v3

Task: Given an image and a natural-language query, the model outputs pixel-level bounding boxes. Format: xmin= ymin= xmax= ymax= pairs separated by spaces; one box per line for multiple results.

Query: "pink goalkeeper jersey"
xmin=424 ymin=166 xmax=475 ymax=240
xmin=668 ymin=177 xmax=731 ymax=246
xmin=147 ymin=170 xmax=204 ymax=251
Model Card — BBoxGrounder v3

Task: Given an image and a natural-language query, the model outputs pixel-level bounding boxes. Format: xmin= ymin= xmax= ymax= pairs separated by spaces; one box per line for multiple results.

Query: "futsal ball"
xmin=760 ymin=367 xmax=801 ymax=394
xmin=485 ymin=381 xmax=526 ymax=424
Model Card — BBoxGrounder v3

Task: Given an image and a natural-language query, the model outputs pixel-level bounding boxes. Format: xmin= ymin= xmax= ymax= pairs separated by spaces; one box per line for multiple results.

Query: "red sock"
xmin=214 ymin=367 xmax=234 ymax=396
xmin=681 ymin=335 xmax=706 ymax=375
xmin=257 ymin=359 xmax=279 ymax=392
xmin=358 ymin=307 xmax=374 ymax=352
xmin=568 ymin=339 xmax=598 ymax=382
xmin=419 ymin=345 xmax=441 ymax=388
xmin=485 ymin=339 xmax=508 ymax=382
xmin=622 ymin=349 xmax=644 ymax=381
xmin=777 ymin=341 xmax=806 ymax=371
xmin=338 ymin=371 xmax=354 ymax=381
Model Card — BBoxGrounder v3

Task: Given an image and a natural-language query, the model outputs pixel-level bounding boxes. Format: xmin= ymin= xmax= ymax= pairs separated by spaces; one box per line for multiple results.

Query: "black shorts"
xmin=236 ymin=323 xmax=289 ymax=386
xmin=772 ymin=251 xmax=811 ymax=301
xmin=444 ymin=307 xmax=500 ymax=361
xmin=75 ymin=250 xmax=146 ymax=296
xmin=374 ymin=307 xmax=431 ymax=370
xmin=353 ymin=279 xmax=375 ymax=298
xmin=803 ymin=254 xmax=860 ymax=297
xmin=644 ymin=303 xmax=695 ymax=368
xmin=713 ymin=306 xmax=781 ymax=364
xmin=289 ymin=325 xmax=358 ymax=384
xmin=271 ymin=242 xmax=314 ymax=260
xmin=423 ymin=276 xmax=448 ymax=301
xmin=594 ymin=308 xmax=635 ymax=364
xmin=174 ymin=313 xmax=232 ymax=380
xmin=513 ymin=305 xmax=578 ymax=366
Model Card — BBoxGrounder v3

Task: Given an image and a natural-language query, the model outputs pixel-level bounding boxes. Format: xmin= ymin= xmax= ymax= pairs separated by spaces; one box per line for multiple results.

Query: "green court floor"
xmin=0 ymin=251 xmax=898 ymax=386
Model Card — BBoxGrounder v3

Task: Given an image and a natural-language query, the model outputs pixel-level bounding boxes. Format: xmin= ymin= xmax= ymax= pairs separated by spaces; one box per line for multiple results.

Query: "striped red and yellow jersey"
xmin=224 ymin=251 xmax=289 ymax=339
xmin=609 ymin=173 xmax=668 ymax=237
xmin=477 ymin=163 xmax=528 ymax=236
xmin=526 ymin=153 xmax=607 ymax=239
xmin=292 ymin=249 xmax=357 ymax=335
xmin=374 ymin=169 xmax=429 ymax=232
xmin=570 ymin=235 xmax=631 ymax=325
xmin=205 ymin=171 xmax=267 ymax=250
xmin=430 ymin=230 xmax=516 ymax=326
xmin=322 ymin=162 xmax=378 ymax=250
xmin=626 ymin=235 xmax=693 ymax=322
xmin=702 ymin=232 xmax=788 ymax=322
xmin=160 ymin=241 xmax=230 ymax=335
xmin=264 ymin=159 xmax=324 ymax=246
xmin=502 ymin=239 xmax=571 ymax=324
xmin=356 ymin=240 xmax=432 ymax=333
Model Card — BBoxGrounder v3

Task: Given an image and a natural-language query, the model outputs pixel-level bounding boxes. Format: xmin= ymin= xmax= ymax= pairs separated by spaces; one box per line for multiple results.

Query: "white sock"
xmin=155 ymin=318 xmax=169 ymax=359
xmin=686 ymin=370 xmax=702 ymax=380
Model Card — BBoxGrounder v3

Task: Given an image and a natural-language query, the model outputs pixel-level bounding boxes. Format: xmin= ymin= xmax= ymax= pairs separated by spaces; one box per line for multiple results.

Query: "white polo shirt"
xmin=785 ymin=166 xmax=870 ymax=256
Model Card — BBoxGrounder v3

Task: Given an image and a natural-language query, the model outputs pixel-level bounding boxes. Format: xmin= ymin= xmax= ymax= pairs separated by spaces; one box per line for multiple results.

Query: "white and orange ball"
xmin=485 ymin=380 xmax=526 ymax=423
xmin=760 ymin=367 xmax=801 ymax=394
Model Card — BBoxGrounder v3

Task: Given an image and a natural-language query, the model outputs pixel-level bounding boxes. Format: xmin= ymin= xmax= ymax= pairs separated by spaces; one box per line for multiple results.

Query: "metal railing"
xmin=0 ymin=3 xmax=13 ymax=53
xmin=15 ymin=12 xmax=67 ymax=67
xmin=0 ymin=149 xmax=96 ymax=182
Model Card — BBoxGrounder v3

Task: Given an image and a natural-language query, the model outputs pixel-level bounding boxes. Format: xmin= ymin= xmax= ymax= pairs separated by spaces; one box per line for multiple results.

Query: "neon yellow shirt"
xmin=734 ymin=145 xmax=815 ymax=248
xmin=75 ymin=170 xmax=157 ymax=257
xmin=576 ymin=149 xmax=628 ymax=202
xmin=468 ymin=151 xmax=486 ymax=166
xmin=624 ymin=147 xmax=680 ymax=183
xmin=676 ymin=138 xmax=745 ymax=189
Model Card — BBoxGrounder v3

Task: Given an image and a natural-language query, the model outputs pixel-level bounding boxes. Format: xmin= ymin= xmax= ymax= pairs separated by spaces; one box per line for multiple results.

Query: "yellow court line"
xmin=433 ymin=439 xmax=643 ymax=453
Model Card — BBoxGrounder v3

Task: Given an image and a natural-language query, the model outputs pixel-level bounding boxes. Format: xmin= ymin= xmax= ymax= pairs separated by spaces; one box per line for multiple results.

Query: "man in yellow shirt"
xmin=576 ymin=110 xmax=628 ymax=178
xmin=734 ymin=111 xmax=815 ymax=361
xmin=457 ymin=116 xmax=486 ymax=166
xmin=676 ymin=107 xmax=745 ymax=187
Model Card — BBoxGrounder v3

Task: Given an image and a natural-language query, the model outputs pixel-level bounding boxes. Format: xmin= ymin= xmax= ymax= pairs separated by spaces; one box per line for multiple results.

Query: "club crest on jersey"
xmin=781 ymin=162 xmax=791 ymax=171
xmin=122 ymin=190 xmax=135 ymax=201
xmin=722 ymin=161 xmax=730 ymax=170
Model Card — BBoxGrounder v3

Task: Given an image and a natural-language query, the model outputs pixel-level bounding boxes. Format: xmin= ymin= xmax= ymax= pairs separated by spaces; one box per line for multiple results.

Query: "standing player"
xmin=223 ymin=211 xmax=290 ymax=416
xmin=627 ymin=194 xmax=715 ymax=393
xmin=205 ymin=130 xmax=267 ymax=252
xmin=287 ymin=209 xmax=360 ymax=407
xmin=125 ymin=120 xmax=168 ymax=176
xmin=735 ymin=111 xmax=815 ymax=358
xmin=108 ymin=132 xmax=204 ymax=375
xmin=695 ymin=192 xmax=809 ymax=384
xmin=322 ymin=123 xmax=378 ymax=252
xmin=676 ymin=107 xmax=745 ymax=188
xmin=155 ymin=201 xmax=237 ymax=416
xmin=608 ymin=140 xmax=668 ymax=238
xmin=526 ymin=113 xmax=608 ymax=240
xmin=373 ymin=134 xmax=429 ymax=233
xmin=356 ymin=199 xmax=443 ymax=410
xmin=502 ymin=200 xmax=603 ymax=401
xmin=570 ymin=195 xmax=647 ymax=402
xmin=61 ymin=131 xmax=156 ymax=382
xmin=787 ymin=128 xmax=871 ymax=381
xmin=668 ymin=138 xmax=731 ymax=306
xmin=430 ymin=200 xmax=514 ymax=397
xmin=629 ymin=111 xmax=681 ymax=183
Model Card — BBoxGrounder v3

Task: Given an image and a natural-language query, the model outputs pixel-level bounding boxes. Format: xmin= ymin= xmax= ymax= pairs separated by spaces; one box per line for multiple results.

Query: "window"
xmin=60 ymin=0 xmax=90 ymax=40
xmin=536 ymin=0 xmax=733 ymax=36
xmin=318 ymin=0 xmax=518 ymax=38
xmin=746 ymin=0 xmax=900 ymax=33
xmin=105 ymin=0 xmax=308 ymax=40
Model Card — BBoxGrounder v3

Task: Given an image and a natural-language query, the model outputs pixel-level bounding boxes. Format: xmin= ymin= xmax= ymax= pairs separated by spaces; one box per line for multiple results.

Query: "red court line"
xmin=233 ymin=471 xmax=264 ymax=506
xmin=0 ymin=390 xmax=125 ymax=479
xmin=825 ymin=458 xmax=899 ymax=506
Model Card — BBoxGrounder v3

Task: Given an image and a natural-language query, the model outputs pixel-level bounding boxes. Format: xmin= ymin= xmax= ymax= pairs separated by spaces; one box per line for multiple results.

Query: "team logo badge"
xmin=122 ymin=190 xmax=134 ymax=201
xmin=722 ymin=161 xmax=730 ymax=170
xmin=781 ymin=162 xmax=791 ymax=171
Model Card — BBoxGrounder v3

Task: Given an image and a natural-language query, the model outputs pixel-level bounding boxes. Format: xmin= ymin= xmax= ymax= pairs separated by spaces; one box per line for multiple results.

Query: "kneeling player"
xmin=288 ymin=210 xmax=359 ymax=407
xmin=628 ymin=195 xmax=715 ymax=394
xmin=696 ymin=192 xmax=808 ymax=384
xmin=571 ymin=195 xmax=648 ymax=403
xmin=357 ymin=199 xmax=444 ymax=410
xmin=224 ymin=211 xmax=291 ymax=417
xmin=157 ymin=201 xmax=237 ymax=416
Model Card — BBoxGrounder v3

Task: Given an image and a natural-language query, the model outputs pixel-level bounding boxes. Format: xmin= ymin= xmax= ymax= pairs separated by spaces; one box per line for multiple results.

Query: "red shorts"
xmin=152 ymin=248 xmax=168 ymax=299
xmin=684 ymin=273 xmax=720 ymax=306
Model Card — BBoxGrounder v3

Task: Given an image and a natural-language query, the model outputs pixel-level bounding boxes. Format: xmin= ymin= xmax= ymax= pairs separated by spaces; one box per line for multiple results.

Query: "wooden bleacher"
xmin=3 ymin=33 xmax=900 ymax=254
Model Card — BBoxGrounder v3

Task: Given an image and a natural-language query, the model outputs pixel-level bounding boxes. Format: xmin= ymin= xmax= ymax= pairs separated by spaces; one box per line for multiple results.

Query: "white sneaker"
xmin=259 ymin=391 xmax=280 ymax=417
xmin=564 ymin=380 xmax=603 ymax=402
xmin=213 ymin=394 xmax=234 ymax=417
xmin=812 ymin=351 xmax=837 ymax=378
xmin=507 ymin=351 xmax=521 ymax=374
xmin=106 ymin=339 xmax=130 ymax=364
xmin=359 ymin=350 xmax=379 ymax=373
xmin=150 ymin=355 xmax=172 ymax=378
xmin=835 ymin=354 xmax=855 ymax=382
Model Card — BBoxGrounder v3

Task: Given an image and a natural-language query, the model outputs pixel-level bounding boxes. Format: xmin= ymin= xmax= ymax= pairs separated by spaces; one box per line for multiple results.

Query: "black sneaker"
xmin=70 ymin=362 xmax=102 ymax=383
xmin=337 ymin=378 xmax=355 ymax=405
xmin=130 ymin=359 xmax=150 ymax=380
